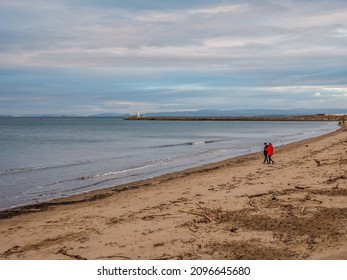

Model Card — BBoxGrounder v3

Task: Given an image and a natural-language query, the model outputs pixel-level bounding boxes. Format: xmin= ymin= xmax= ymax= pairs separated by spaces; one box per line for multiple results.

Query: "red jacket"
xmin=267 ymin=144 xmax=274 ymax=156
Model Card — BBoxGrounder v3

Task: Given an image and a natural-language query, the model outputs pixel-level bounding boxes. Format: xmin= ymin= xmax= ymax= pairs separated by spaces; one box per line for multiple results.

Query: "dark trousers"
xmin=263 ymin=153 xmax=268 ymax=163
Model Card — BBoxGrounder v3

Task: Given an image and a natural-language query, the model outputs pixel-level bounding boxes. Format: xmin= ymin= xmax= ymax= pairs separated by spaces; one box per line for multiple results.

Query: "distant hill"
xmin=141 ymin=108 xmax=347 ymax=117
xmin=87 ymin=113 xmax=127 ymax=118
xmin=1 ymin=113 xmax=128 ymax=118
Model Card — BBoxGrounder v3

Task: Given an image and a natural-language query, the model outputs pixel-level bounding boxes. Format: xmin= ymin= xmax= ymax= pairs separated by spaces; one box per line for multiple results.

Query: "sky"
xmin=0 ymin=0 xmax=347 ymax=116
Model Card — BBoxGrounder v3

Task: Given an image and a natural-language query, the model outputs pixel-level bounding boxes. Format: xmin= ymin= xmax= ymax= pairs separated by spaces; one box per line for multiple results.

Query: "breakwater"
xmin=125 ymin=115 xmax=345 ymax=121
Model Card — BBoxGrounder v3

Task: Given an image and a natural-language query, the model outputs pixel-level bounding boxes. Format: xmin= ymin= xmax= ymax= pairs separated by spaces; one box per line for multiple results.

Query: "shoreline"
xmin=0 ymin=123 xmax=340 ymax=217
xmin=0 ymin=121 xmax=339 ymax=213
xmin=0 ymin=124 xmax=346 ymax=259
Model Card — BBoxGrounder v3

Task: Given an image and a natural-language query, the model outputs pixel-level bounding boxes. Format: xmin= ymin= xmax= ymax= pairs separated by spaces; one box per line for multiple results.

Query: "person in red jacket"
xmin=267 ymin=143 xmax=275 ymax=164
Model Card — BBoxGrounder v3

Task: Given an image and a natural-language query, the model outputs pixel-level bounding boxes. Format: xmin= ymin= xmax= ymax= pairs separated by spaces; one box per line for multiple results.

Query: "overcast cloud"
xmin=0 ymin=0 xmax=346 ymax=115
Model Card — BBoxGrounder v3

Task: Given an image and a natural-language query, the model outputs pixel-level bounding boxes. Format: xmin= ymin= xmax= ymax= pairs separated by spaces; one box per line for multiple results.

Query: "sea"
xmin=0 ymin=117 xmax=338 ymax=210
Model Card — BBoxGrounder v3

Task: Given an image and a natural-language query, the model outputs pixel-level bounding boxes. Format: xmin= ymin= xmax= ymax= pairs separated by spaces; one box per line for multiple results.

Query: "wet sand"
xmin=0 ymin=124 xmax=346 ymax=260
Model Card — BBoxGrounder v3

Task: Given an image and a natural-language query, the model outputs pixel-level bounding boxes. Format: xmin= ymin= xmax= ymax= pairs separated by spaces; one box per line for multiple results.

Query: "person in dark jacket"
xmin=263 ymin=143 xmax=269 ymax=163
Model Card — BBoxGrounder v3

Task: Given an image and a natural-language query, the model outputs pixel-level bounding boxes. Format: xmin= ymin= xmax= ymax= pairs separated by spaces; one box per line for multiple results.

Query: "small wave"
xmin=0 ymin=160 xmax=94 ymax=175
xmin=0 ymin=166 xmax=49 ymax=175
xmin=153 ymin=139 xmax=226 ymax=148
xmin=190 ymin=141 xmax=205 ymax=145
xmin=25 ymin=163 xmax=161 ymax=194
xmin=0 ymin=154 xmax=132 ymax=176
xmin=101 ymin=164 xmax=157 ymax=177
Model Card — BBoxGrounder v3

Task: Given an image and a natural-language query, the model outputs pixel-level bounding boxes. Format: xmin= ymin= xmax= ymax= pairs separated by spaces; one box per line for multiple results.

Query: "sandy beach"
xmin=0 ymin=123 xmax=346 ymax=260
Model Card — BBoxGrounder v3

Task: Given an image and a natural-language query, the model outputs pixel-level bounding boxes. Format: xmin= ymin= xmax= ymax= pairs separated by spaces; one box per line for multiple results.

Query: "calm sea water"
xmin=0 ymin=117 xmax=338 ymax=210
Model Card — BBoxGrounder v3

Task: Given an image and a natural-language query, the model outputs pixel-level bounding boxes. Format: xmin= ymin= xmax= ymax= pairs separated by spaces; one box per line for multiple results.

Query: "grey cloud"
xmin=61 ymin=0 xmax=233 ymax=11
xmin=1 ymin=0 xmax=347 ymax=115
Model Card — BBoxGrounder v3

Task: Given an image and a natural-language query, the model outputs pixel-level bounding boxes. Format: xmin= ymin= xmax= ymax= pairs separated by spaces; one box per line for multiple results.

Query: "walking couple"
xmin=263 ymin=143 xmax=275 ymax=164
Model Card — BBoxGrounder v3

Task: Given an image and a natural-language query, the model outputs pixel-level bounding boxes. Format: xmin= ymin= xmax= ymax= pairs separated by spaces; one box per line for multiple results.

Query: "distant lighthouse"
xmin=137 ymin=111 xmax=141 ymax=118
